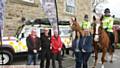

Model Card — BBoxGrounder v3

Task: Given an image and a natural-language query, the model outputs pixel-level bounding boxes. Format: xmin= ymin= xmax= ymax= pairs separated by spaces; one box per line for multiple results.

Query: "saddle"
xmin=105 ymin=29 xmax=118 ymax=48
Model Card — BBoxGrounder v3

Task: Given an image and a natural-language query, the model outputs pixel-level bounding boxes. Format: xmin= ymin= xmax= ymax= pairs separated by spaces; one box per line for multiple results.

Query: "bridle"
xmin=93 ymin=22 xmax=102 ymax=42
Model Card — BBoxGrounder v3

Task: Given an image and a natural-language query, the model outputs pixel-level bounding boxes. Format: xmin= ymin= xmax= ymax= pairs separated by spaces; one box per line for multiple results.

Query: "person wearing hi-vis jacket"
xmin=50 ymin=30 xmax=63 ymax=68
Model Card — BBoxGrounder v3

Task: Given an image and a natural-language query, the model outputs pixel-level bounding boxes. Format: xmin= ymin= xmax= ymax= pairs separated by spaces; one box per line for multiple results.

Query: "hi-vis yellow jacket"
xmin=102 ymin=16 xmax=114 ymax=32
xmin=81 ymin=20 xmax=91 ymax=30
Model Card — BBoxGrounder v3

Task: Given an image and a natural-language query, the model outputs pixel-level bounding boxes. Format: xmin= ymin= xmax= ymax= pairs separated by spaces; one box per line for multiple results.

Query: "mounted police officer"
xmin=81 ymin=15 xmax=91 ymax=36
xmin=102 ymin=8 xmax=114 ymax=49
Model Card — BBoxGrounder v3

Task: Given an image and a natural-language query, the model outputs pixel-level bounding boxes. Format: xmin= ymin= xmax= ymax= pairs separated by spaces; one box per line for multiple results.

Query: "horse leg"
xmin=101 ymin=48 xmax=107 ymax=68
xmin=93 ymin=47 xmax=98 ymax=68
xmin=109 ymin=46 xmax=114 ymax=63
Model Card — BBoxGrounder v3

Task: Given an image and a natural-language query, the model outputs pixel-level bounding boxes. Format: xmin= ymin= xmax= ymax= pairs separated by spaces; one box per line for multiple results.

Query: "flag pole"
xmin=54 ymin=0 xmax=59 ymax=34
xmin=0 ymin=0 xmax=5 ymax=65
xmin=0 ymin=27 xmax=3 ymax=65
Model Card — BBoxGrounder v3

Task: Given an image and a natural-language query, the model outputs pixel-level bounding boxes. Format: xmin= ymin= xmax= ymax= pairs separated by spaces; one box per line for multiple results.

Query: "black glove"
xmin=105 ymin=28 xmax=108 ymax=31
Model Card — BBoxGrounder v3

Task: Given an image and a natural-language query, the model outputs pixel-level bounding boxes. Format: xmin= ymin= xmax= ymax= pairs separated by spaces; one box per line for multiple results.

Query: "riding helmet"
xmin=104 ymin=8 xmax=110 ymax=13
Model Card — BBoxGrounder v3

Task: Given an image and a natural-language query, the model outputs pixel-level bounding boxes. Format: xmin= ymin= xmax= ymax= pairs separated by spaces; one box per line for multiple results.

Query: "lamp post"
xmin=54 ymin=0 xmax=59 ymax=34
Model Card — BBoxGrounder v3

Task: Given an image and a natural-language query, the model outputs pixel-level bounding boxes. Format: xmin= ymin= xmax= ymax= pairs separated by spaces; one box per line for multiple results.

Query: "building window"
xmin=22 ymin=0 xmax=35 ymax=3
xmin=65 ymin=0 xmax=75 ymax=14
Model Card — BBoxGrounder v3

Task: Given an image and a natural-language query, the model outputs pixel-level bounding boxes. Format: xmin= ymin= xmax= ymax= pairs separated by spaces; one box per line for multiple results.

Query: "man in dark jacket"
xmin=40 ymin=28 xmax=51 ymax=68
xmin=26 ymin=29 xmax=41 ymax=65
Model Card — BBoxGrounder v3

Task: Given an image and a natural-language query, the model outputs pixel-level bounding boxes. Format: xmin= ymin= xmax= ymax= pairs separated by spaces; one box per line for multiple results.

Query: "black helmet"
xmin=104 ymin=8 xmax=110 ymax=13
xmin=84 ymin=14 xmax=88 ymax=19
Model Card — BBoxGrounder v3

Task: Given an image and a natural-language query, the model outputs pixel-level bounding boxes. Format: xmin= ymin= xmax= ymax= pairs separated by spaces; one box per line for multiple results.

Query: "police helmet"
xmin=104 ymin=8 xmax=110 ymax=13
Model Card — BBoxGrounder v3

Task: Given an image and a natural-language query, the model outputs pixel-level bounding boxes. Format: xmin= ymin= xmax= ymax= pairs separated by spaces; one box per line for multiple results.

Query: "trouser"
xmin=40 ymin=50 xmax=51 ymax=68
xmin=108 ymin=32 xmax=114 ymax=49
xmin=75 ymin=52 xmax=91 ymax=68
xmin=52 ymin=52 xmax=62 ymax=68
xmin=27 ymin=53 xmax=38 ymax=65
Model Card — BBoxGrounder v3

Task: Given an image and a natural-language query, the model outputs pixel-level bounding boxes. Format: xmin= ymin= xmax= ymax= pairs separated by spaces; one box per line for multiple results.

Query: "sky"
xmin=97 ymin=0 xmax=120 ymax=18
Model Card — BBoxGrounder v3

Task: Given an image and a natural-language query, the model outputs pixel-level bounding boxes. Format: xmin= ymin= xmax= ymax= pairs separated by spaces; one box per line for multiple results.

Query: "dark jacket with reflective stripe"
xmin=26 ymin=35 xmax=41 ymax=54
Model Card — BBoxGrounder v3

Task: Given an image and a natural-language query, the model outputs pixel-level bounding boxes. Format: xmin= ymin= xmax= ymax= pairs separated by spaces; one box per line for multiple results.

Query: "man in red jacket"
xmin=51 ymin=30 xmax=63 ymax=68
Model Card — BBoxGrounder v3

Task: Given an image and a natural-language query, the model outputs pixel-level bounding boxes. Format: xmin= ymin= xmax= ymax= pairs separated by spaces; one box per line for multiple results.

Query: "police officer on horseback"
xmin=102 ymin=8 xmax=115 ymax=49
xmin=81 ymin=15 xmax=91 ymax=35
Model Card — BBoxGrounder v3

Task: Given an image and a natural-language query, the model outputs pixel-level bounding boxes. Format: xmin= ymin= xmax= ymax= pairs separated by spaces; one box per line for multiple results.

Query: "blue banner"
xmin=40 ymin=0 xmax=58 ymax=31
xmin=0 ymin=0 xmax=5 ymax=45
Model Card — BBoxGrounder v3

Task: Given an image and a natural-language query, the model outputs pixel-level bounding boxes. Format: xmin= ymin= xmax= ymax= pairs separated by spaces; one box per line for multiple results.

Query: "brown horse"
xmin=93 ymin=16 xmax=109 ymax=68
xmin=92 ymin=16 xmax=118 ymax=68
xmin=70 ymin=17 xmax=118 ymax=68
xmin=70 ymin=18 xmax=86 ymax=36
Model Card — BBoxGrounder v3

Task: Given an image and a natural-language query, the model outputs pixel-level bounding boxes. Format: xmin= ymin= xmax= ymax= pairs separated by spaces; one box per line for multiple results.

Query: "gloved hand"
xmin=81 ymin=49 xmax=86 ymax=52
xmin=33 ymin=49 xmax=37 ymax=53
xmin=50 ymin=46 xmax=52 ymax=50
xmin=58 ymin=48 xmax=61 ymax=51
xmin=39 ymin=47 xmax=41 ymax=51
xmin=105 ymin=28 xmax=108 ymax=31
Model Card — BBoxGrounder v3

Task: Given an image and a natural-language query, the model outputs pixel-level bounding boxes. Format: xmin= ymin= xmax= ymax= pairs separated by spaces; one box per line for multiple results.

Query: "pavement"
xmin=0 ymin=49 xmax=120 ymax=68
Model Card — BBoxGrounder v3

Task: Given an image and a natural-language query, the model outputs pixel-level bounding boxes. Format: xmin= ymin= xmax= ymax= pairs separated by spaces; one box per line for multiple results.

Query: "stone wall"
xmin=4 ymin=0 xmax=92 ymax=36
xmin=57 ymin=0 xmax=92 ymax=21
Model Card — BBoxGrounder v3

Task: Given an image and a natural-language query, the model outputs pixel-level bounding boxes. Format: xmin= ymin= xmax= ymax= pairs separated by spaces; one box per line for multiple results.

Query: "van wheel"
xmin=0 ymin=50 xmax=13 ymax=65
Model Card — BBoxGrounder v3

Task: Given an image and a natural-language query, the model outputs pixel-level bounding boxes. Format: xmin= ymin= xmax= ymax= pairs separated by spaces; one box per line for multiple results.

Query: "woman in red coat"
xmin=50 ymin=30 xmax=63 ymax=68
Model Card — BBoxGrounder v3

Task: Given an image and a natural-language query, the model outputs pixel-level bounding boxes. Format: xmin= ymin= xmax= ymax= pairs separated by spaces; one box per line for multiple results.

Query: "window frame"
xmin=64 ymin=0 xmax=76 ymax=15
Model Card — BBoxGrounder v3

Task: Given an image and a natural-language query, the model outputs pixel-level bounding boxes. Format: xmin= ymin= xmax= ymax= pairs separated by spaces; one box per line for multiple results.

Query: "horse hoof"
xmin=110 ymin=60 xmax=113 ymax=63
xmin=101 ymin=65 xmax=104 ymax=68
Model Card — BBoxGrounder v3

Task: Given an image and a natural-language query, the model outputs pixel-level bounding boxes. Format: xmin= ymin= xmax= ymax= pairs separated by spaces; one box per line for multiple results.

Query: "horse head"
xmin=93 ymin=16 xmax=103 ymax=42
xmin=71 ymin=21 xmax=80 ymax=31
xmin=70 ymin=18 xmax=83 ymax=36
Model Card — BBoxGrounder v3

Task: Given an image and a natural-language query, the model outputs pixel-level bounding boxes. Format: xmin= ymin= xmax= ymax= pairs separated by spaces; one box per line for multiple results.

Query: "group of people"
xmin=26 ymin=8 xmax=115 ymax=68
xmin=26 ymin=28 xmax=63 ymax=68
xmin=71 ymin=8 xmax=115 ymax=68
xmin=71 ymin=14 xmax=93 ymax=68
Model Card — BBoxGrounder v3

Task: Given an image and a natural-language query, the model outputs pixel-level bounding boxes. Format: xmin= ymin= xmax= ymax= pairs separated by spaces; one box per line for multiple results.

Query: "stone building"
xmin=4 ymin=0 xmax=92 ymax=36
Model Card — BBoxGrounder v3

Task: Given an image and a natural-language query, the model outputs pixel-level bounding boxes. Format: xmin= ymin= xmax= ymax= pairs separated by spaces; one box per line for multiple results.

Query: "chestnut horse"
xmin=71 ymin=17 xmax=118 ymax=68
xmin=93 ymin=16 xmax=109 ymax=68
xmin=93 ymin=16 xmax=119 ymax=68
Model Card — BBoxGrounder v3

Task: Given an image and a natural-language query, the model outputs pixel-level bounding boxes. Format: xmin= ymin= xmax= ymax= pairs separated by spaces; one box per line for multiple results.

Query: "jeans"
xmin=27 ymin=53 xmax=38 ymax=65
xmin=52 ymin=52 xmax=63 ymax=68
xmin=75 ymin=52 xmax=91 ymax=68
